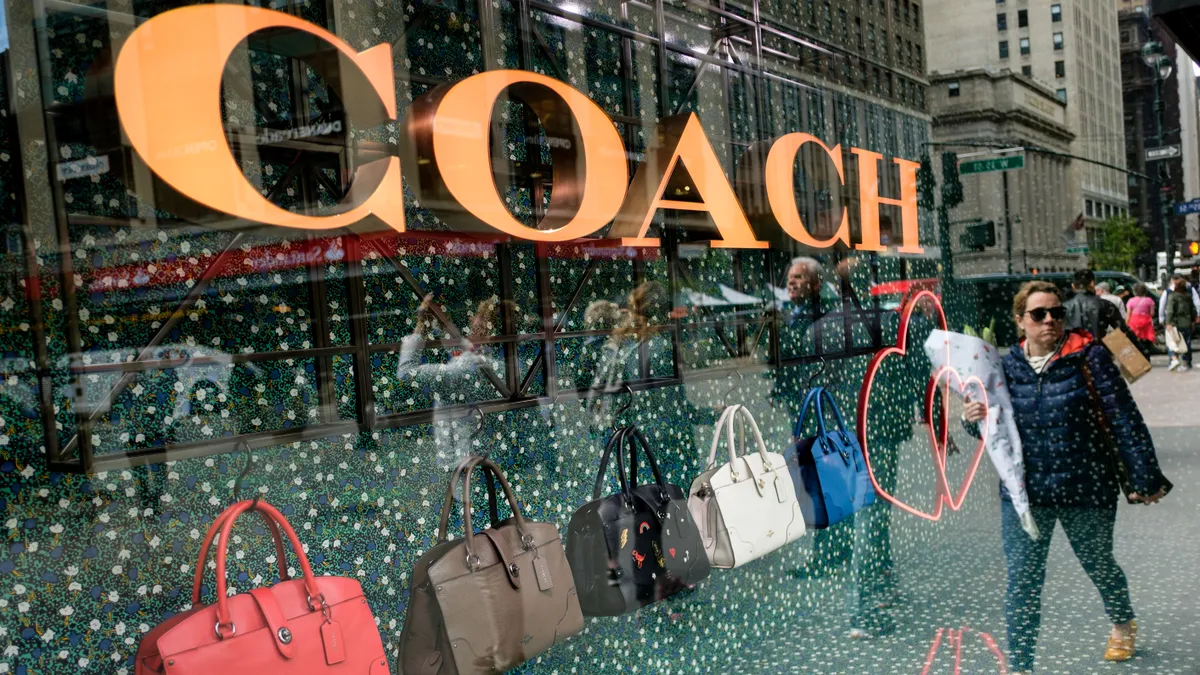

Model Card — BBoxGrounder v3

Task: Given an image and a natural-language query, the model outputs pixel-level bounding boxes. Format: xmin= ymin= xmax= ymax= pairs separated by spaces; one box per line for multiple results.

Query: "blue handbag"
xmin=788 ymin=387 xmax=876 ymax=528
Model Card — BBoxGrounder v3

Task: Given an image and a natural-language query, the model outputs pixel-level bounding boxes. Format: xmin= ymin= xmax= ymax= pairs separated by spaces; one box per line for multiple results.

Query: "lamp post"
xmin=1142 ymin=40 xmax=1175 ymax=277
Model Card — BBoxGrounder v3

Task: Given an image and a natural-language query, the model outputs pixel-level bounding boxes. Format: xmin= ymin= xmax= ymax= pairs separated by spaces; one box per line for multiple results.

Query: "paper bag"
xmin=1102 ymin=329 xmax=1151 ymax=383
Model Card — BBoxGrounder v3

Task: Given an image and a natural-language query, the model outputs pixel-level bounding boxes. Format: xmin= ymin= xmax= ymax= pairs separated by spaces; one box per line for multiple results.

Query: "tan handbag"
xmin=399 ymin=456 xmax=583 ymax=674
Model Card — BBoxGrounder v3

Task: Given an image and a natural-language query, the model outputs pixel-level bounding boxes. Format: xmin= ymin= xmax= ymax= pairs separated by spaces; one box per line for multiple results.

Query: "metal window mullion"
xmin=343 ymin=236 xmax=377 ymax=430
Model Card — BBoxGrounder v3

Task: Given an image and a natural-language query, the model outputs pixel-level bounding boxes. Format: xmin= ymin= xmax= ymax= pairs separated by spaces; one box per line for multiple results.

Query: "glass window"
xmin=1057 ymin=87 xmax=1068 ymax=101
xmin=1054 ymin=31 xmax=1065 ymax=49
xmin=1056 ymin=60 xmax=1066 ymax=78
xmin=1051 ymin=3 xmax=1062 ymax=21
xmin=8 ymin=3 xmax=1192 ymax=675
xmin=997 ymin=12 xmax=1007 ymax=30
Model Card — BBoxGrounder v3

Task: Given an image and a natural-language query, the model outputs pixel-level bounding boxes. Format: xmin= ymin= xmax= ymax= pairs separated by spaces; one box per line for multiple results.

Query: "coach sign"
xmin=113 ymin=5 xmax=921 ymax=253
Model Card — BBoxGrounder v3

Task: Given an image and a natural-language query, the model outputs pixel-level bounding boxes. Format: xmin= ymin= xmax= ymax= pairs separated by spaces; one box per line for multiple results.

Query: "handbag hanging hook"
xmin=805 ymin=356 xmax=829 ymax=392
xmin=231 ymin=440 xmax=260 ymax=507
xmin=611 ymin=384 xmax=634 ymax=431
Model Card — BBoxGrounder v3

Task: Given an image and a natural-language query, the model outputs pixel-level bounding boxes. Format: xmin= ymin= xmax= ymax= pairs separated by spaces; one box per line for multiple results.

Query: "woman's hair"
xmin=1012 ymin=280 xmax=1062 ymax=322
xmin=1133 ymin=282 xmax=1148 ymax=297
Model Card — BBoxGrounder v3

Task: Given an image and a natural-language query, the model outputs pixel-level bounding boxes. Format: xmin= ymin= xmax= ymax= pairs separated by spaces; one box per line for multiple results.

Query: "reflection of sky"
xmin=0 ymin=3 xmax=8 ymax=54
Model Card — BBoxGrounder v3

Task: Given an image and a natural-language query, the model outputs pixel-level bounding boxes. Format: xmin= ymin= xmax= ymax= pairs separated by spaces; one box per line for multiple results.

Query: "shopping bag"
xmin=1102 ymin=329 xmax=1151 ymax=383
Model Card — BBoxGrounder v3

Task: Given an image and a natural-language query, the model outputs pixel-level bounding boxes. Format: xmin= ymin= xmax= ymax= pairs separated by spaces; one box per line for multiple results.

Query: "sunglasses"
xmin=1024 ymin=306 xmax=1066 ymax=322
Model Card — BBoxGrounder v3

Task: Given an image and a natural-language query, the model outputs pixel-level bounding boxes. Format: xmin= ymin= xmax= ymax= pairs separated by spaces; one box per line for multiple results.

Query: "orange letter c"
xmin=114 ymin=5 xmax=405 ymax=232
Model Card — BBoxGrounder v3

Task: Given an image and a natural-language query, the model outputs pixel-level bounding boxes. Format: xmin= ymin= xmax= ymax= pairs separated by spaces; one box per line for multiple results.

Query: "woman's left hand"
xmin=1129 ymin=488 xmax=1167 ymax=504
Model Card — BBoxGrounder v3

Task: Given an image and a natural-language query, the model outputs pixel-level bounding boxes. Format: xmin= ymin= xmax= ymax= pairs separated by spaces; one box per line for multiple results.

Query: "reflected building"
xmin=927 ymin=68 xmax=1081 ymax=274
xmin=923 ymin=0 xmax=1130 ymax=235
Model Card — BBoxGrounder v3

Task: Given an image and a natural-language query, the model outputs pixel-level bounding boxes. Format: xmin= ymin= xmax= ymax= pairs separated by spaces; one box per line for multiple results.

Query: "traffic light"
xmin=959 ymin=220 xmax=996 ymax=252
xmin=1189 ymin=241 xmax=1200 ymax=257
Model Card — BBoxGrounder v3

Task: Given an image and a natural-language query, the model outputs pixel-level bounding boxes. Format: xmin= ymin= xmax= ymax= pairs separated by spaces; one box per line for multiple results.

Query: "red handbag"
xmin=136 ymin=500 xmax=391 ymax=675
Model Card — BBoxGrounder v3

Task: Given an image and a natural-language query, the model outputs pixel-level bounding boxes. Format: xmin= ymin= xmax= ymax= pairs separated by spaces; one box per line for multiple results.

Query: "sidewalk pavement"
xmin=728 ymin=362 xmax=1200 ymax=674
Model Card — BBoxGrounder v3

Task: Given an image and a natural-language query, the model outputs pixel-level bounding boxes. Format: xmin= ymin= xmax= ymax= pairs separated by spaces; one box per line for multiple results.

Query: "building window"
xmin=1056 ymin=88 xmax=1067 ymax=102
xmin=948 ymin=81 xmax=960 ymax=97
xmin=916 ymin=45 xmax=922 ymax=69
xmin=1022 ymin=65 xmax=1033 ymax=76
xmin=999 ymin=40 xmax=1009 ymax=58
xmin=913 ymin=4 xmax=920 ymax=28
xmin=997 ymin=12 xmax=1007 ymax=30
xmin=839 ymin=9 xmax=849 ymax=42
xmin=1051 ymin=3 xmax=1062 ymax=22
xmin=1053 ymin=32 xmax=1064 ymax=49
xmin=1104 ymin=204 xmax=1112 ymax=218
xmin=1055 ymin=60 xmax=1066 ymax=78
xmin=868 ymin=24 xmax=876 ymax=54
xmin=1018 ymin=9 xmax=1028 ymax=27
xmin=856 ymin=18 xmax=863 ymax=49
xmin=1020 ymin=38 xmax=1030 ymax=55
xmin=1086 ymin=199 xmax=1094 ymax=217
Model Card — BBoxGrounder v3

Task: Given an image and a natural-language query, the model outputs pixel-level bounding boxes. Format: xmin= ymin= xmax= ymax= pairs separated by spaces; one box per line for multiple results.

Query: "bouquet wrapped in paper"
xmin=924 ymin=329 xmax=1039 ymax=539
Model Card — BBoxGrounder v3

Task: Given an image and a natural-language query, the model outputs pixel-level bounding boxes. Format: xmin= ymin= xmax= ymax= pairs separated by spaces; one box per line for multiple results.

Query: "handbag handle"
xmin=592 ymin=426 xmax=633 ymax=501
xmin=707 ymin=405 xmax=773 ymax=476
xmin=455 ymin=459 xmax=535 ymax=569
xmin=816 ymin=388 xmax=852 ymax=437
xmin=213 ymin=500 xmax=322 ymax=639
xmin=794 ymin=387 xmax=826 ymax=438
xmin=593 ymin=426 xmax=671 ymax=502
xmin=191 ymin=505 xmax=290 ymax=606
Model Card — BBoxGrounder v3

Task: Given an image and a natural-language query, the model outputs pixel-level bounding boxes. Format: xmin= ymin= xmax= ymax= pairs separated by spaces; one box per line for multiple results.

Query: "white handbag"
xmin=687 ymin=405 xmax=806 ymax=569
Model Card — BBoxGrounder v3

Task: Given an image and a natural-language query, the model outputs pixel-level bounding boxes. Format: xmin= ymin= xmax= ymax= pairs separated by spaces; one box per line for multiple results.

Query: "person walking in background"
xmin=1125 ymin=284 xmax=1158 ymax=352
xmin=1064 ymin=270 xmax=1131 ymax=341
xmin=963 ymin=280 xmax=1169 ymax=674
xmin=1157 ymin=272 xmax=1200 ymax=326
xmin=1165 ymin=274 xmax=1197 ymax=372
xmin=1096 ymin=282 xmax=1128 ymax=321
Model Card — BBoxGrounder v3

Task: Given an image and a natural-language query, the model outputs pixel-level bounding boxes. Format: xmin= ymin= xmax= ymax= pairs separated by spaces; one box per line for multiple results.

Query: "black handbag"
xmin=565 ymin=426 xmax=709 ymax=616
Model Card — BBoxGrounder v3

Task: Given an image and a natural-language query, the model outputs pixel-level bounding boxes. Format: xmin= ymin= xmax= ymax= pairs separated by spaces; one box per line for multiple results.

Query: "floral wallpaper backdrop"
xmin=0 ymin=1 xmax=984 ymax=674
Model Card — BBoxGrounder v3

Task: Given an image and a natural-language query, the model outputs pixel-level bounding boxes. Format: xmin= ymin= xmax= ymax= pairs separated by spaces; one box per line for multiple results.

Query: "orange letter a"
xmin=609 ymin=114 xmax=767 ymax=249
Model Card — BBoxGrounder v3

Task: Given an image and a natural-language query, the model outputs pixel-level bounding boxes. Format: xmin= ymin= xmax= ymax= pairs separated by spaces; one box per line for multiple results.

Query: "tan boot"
xmin=1104 ymin=620 xmax=1137 ymax=662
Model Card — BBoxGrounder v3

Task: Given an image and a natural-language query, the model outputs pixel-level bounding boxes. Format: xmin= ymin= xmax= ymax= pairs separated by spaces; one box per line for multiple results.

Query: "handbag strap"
xmin=623 ymin=427 xmax=672 ymax=497
xmin=213 ymin=500 xmax=321 ymax=638
xmin=192 ymin=505 xmax=290 ymax=605
xmin=457 ymin=459 xmax=534 ymax=568
xmin=705 ymin=405 xmax=742 ymax=469
xmin=592 ymin=426 xmax=633 ymax=500
xmin=817 ymin=388 xmax=852 ymax=437
xmin=708 ymin=405 xmax=772 ymax=476
xmin=794 ymin=387 xmax=827 ymax=437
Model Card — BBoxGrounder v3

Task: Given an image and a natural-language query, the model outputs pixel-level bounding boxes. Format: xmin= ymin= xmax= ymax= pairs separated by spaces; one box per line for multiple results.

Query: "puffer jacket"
xmin=1002 ymin=330 xmax=1166 ymax=506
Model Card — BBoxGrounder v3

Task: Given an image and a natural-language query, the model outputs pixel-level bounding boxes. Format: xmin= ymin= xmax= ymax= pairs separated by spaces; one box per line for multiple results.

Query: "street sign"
xmin=1146 ymin=145 xmax=1182 ymax=162
xmin=1066 ymin=245 xmax=1089 ymax=254
xmin=958 ymin=153 xmax=1026 ymax=175
xmin=1176 ymin=198 xmax=1200 ymax=215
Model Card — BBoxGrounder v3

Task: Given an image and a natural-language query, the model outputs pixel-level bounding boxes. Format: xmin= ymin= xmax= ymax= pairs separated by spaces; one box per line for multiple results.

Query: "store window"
xmin=1 ymin=2 xmax=1190 ymax=675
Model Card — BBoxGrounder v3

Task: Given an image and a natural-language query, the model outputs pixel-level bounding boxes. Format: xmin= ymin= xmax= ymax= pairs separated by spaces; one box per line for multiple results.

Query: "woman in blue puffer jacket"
xmin=964 ymin=280 xmax=1170 ymax=674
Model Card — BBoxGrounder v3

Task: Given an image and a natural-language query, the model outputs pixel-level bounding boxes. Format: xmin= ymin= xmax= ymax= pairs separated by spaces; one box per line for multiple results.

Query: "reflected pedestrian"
xmin=1124 ymin=283 xmax=1157 ymax=350
xmin=1165 ymin=274 xmax=1196 ymax=372
xmin=964 ymin=280 xmax=1170 ymax=674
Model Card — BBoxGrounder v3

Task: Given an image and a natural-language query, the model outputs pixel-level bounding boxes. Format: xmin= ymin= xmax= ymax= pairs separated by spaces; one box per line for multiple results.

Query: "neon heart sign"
xmin=856 ymin=290 xmax=990 ymax=521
